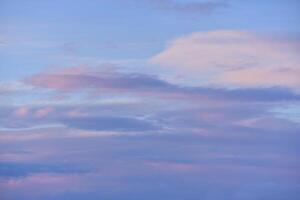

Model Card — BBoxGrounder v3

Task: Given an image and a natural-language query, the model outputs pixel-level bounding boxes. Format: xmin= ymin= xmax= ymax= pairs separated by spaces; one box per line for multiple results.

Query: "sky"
xmin=0 ymin=0 xmax=300 ymax=199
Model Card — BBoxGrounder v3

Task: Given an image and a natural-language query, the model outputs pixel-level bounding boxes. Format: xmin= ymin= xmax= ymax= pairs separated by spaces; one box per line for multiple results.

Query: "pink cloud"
xmin=218 ymin=67 xmax=300 ymax=90
xmin=0 ymin=173 xmax=85 ymax=199
xmin=14 ymin=107 xmax=30 ymax=118
xmin=151 ymin=30 xmax=300 ymax=91
xmin=24 ymin=66 xmax=300 ymax=103
xmin=34 ymin=107 xmax=54 ymax=118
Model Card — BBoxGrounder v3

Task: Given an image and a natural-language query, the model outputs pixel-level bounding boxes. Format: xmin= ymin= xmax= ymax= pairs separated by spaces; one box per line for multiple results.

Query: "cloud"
xmin=0 ymin=104 xmax=161 ymax=133
xmin=24 ymin=66 xmax=172 ymax=92
xmin=34 ymin=107 xmax=54 ymax=118
xmin=0 ymin=173 xmax=86 ymax=200
xmin=0 ymin=81 xmax=33 ymax=94
xmin=1 ymin=102 xmax=299 ymax=200
xmin=24 ymin=66 xmax=300 ymax=102
xmin=143 ymin=0 xmax=227 ymax=13
xmin=0 ymin=162 xmax=92 ymax=178
xmin=62 ymin=116 xmax=159 ymax=132
xmin=151 ymin=30 xmax=300 ymax=91
xmin=14 ymin=106 xmax=30 ymax=118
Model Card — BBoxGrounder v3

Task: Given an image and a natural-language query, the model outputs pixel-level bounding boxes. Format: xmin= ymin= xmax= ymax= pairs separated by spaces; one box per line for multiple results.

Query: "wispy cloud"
xmin=143 ymin=0 xmax=228 ymax=13
xmin=0 ymin=162 xmax=92 ymax=178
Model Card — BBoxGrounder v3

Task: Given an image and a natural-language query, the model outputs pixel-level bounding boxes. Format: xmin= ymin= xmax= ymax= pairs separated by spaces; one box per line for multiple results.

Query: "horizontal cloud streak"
xmin=62 ymin=116 xmax=159 ymax=132
xmin=143 ymin=0 xmax=227 ymax=13
xmin=25 ymin=67 xmax=172 ymax=92
xmin=0 ymin=162 xmax=92 ymax=178
xmin=24 ymin=66 xmax=300 ymax=102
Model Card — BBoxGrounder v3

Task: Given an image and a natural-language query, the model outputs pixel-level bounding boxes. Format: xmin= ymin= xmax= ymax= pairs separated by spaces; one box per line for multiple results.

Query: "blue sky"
xmin=0 ymin=0 xmax=300 ymax=200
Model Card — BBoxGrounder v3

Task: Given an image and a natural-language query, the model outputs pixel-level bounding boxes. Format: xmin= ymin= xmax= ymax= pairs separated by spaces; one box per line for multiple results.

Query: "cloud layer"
xmin=24 ymin=66 xmax=300 ymax=102
xmin=1 ymin=64 xmax=300 ymax=200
